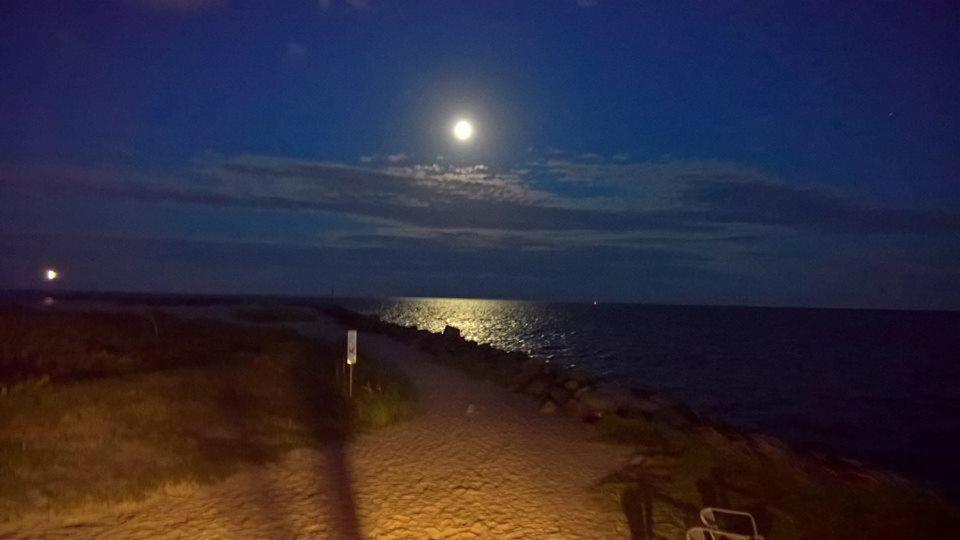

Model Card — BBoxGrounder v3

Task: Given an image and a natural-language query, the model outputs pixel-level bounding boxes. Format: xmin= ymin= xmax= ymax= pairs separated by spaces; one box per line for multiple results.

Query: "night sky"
xmin=2 ymin=1 xmax=958 ymax=309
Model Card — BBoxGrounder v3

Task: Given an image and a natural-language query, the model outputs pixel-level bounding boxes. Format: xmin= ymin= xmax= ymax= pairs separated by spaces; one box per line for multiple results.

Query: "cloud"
xmin=285 ymin=42 xmax=307 ymax=58
xmin=120 ymin=0 xmax=225 ymax=12
xmin=358 ymin=153 xmax=412 ymax=165
xmin=317 ymin=0 xmax=369 ymax=10
xmin=688 ymin=178 xmax=960 ymax=235
xmin=4 ymin=156 xmax=958 ymax=248
xmin=5 ymin=155 xmax=958 ymax=307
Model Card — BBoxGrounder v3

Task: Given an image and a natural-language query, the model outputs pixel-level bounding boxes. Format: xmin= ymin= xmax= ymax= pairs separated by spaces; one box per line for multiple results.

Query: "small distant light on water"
xmin=453 ymin=119 xmax=474 ymax=141
xmin=45 ymin=269 xmax=58 ymax=281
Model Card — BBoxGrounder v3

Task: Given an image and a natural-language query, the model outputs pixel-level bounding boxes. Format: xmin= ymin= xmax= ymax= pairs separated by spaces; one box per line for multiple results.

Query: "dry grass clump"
xmin=0 ymin=306 xmax=264 ymax=385
xmin=0 ymin=306 xmax=415 ymax=520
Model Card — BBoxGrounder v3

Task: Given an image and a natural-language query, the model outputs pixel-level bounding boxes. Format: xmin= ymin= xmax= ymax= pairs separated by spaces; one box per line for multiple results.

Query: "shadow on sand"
xmin=195 ymin=346 xmax=363 ymax=538
xmin=621 ymin=481 xmax=699 ymax=540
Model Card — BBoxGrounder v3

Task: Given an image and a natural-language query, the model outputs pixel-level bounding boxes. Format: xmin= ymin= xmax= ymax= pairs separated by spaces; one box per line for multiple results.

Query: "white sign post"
xmin=346 ymin=330 xmax=357 ymax=397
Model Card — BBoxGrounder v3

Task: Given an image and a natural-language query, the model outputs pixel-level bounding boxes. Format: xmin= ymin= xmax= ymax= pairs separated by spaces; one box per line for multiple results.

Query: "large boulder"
xmin=650 ymin=405 xmax=695 ymax=429
xmin=578 ymin=390 xmax=617 ymax=416
xmin=548 ymin=385 xmax=572 ymax=405
xmin=561 ymin=398 xmax=590 ymax=419
xmin=602 ymin=387 xmax=646 ymax=417
xmin=507 ymin=351 xmax=530 ymax=364
xmin=634 ymin=397 xmax=664 ymax=414
xmin=749 ymin=433 xmax=792 ymax=461
xmin=564 ymin=368 xmax=594 ymax=386
xmin=523 ymin=376 xmax=552 ymax=397
xmin=511 ymin=360 xmax=543 ymax=389
xmin=442 ymin=325 xmax=461 ymax=339
xmin=476 ymin=343 xmax=499 ymax=359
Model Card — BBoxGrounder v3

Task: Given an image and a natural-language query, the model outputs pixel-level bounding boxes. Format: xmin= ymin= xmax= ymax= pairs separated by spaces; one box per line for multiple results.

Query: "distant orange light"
xmin=45 ymin=269 xmax=58 ymax=281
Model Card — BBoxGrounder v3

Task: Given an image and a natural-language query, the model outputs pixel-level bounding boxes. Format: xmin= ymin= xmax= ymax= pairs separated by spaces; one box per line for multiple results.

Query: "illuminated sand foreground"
xmin=1 ymin=313 xmax=632 ymax=538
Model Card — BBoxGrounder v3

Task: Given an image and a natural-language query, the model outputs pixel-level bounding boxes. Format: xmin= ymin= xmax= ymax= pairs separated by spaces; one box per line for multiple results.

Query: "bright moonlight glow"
xmin=45 ymin=269 xmax=58 ymax=281
xmin=453 ymin=119 xmax=474 ymax=141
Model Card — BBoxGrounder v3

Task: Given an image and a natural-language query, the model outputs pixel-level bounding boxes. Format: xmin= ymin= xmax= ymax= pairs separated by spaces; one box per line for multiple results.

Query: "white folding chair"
xmin=685 ymin=507 xmax=763 ymax=540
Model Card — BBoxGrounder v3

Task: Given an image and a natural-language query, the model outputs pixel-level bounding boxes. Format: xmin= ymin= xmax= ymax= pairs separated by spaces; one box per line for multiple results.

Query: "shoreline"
xmin=323 ymin=304 xmax=958 ymax=536
xmin=323 ymin=305 xmax=905 ymax=479
xmin=3 ymin=297 xmax=956 ymax=537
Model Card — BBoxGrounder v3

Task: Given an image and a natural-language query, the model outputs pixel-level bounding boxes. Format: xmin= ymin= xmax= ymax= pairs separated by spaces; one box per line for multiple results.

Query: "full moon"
xmin=45 ymin=268 xmax=58 ymax=281
xmin=452 ymin=119 xmax=474 ymax=141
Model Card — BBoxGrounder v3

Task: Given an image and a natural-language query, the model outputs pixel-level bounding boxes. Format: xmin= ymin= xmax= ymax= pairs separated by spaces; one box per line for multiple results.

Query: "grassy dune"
xmin=0 ymin=306 xmax=415 ymax=520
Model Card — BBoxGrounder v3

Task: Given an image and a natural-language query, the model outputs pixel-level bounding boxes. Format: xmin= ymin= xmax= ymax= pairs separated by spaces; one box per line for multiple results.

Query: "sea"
xmin=5 ymin=291 xmax=958 ymax=498
xmin=337 ymin=297 xmax=960 ymax=498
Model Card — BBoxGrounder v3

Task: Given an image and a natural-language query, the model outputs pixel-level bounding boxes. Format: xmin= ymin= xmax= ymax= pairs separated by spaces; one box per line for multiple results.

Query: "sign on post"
xmin=346 ymin=330 xmax=357 ymax=397
xmin=347 ymin=330 xmax=357 ymax=365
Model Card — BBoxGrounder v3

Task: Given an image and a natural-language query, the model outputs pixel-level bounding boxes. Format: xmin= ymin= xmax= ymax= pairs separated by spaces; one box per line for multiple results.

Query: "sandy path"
xmin=2 ymin=312 xmax=632 ymax=539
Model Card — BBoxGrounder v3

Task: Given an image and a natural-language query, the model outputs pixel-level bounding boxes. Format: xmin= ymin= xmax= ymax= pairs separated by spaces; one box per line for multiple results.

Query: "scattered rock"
xmin=629 ymin=397 xmax=659 ymax=414
xmin=507 ymin=351 xmax=530 ymax=364
xmin=750 ymin=433 xmax=791 ymax=460
xmin=539 ymin=399 xmax=558 ymax=414
xmin=511 ymin=361 xmax=542 ymax=389
xmin=548 ymin=386 xmax=572 ymax=404
xmin=562 ymin=398 xmax=590 ymax=419
xmin=543 ymin=363 xmax=561 ymax=377
xmin=602 ymin=387 xmax=646 ymax=417
xmin=578 ymin=390 xmax=617 ymax=416
xmin=650 ymin=404 xmax=695 ymax=429
xmin=634 ymin=440 xmax=675 ymax=457
xmin=565 ymin=369 xmax=594 ymax=386
xmin=523 ymin=377 xmax=551 ymax=397
xmin=641 ymin=454 xmax=681 ymax=470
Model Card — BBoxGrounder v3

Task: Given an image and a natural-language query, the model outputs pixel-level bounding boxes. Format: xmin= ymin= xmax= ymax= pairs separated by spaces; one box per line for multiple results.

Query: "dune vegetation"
xmin=0 ymin=306 xmax=415 ymax=520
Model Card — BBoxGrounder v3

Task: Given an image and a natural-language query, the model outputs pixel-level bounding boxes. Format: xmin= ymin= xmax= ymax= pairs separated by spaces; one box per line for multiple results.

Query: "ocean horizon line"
xmin=3 ymin=287 xmax=958 ymax=314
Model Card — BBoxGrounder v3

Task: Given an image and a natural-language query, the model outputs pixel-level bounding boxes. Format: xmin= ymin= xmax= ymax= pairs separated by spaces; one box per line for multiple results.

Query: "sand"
xmin=0 ymin=312 xmax=632 ymax=539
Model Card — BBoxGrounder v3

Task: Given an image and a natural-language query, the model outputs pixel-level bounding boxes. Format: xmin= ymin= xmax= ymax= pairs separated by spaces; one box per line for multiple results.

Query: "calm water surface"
xmin=341 ymin=297 xmax=960 ymax=496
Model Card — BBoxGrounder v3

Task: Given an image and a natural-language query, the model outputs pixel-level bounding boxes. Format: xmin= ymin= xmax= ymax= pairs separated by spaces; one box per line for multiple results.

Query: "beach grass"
xmin=0 ymin=306 xmax=415 ymax=519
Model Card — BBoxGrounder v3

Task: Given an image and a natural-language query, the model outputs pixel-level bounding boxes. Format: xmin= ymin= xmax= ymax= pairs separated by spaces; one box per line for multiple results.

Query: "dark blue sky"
xmin=1 ymin=0 xmax=958 ymax=309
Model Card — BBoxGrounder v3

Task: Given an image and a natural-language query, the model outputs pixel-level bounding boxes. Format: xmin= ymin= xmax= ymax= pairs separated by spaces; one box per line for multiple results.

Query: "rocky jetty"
xmin=323 ymin=306 xmax=916 ymax=487
xmin=321 ymin=306 xmax=959 ymax=537
xmin=324 ymin=308 xmax=641 ymax=420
